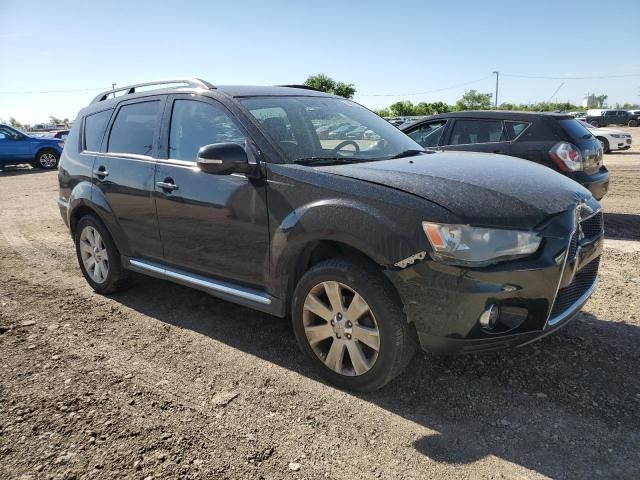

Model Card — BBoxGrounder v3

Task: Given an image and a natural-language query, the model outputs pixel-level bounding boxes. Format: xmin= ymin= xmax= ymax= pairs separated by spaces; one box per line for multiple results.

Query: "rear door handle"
xmin=156 ymin=180 xmax=178 ymax=192
xmin=94 ymin=166 xmax=109 ymax=179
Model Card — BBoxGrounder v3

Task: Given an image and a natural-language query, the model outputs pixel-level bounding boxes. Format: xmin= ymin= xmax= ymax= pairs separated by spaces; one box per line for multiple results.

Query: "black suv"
xmin=58 ymin=79 xmax=603 ymax=391
xmin=400 ymin=111 xmax=609 ymax=200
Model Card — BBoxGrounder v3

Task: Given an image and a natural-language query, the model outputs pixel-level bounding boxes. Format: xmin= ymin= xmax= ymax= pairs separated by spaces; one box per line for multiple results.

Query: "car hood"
xmin=319 ymin=151 xmax=592 ymax=228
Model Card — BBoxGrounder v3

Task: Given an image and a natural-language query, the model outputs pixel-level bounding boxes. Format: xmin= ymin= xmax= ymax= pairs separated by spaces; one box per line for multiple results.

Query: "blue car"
xmin=0 ymin=124 xmax=65 ymax=169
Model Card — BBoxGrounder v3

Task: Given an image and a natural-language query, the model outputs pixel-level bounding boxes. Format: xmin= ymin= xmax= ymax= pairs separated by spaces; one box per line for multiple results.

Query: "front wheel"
xmin=629 ymin=120 xmax=638 ymax=127
xmin=291 ymin=258 xmax=416 ymax=392
xmin=597 ymin=137 xmax=610 ymax=153
xmin=34 ymin=148 xmax=60 ymax=169
xmin=590 ymin=121 xmax=600 ymax=128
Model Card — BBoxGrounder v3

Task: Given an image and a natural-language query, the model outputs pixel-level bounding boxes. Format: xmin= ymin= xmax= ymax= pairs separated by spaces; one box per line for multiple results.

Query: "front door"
xmin=93 ymin=97 xmax=164 ymax=260
xmin=0 ymin=126 xmax=32 ymax=162
xmin=154 ymin=95 xmax=269 ymax=288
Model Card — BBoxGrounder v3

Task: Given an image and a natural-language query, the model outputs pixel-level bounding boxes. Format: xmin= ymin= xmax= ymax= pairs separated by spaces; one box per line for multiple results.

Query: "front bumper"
xmin=386 ymin=207 xmax=603 ymax=354
xmin=57 ymin=197 xmax=70 ymax=228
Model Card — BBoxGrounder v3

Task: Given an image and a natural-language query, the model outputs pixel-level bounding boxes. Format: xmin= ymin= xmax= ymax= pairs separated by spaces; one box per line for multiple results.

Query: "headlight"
xmin=422 ymin=222 xmax=541 ymax=266
xmin=58 ymin=142 xmax=65 ymax=148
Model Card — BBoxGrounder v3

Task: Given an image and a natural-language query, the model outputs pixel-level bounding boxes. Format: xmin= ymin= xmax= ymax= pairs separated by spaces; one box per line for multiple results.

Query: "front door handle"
xmin=156 ymin=179 xmax=178 ymax=192
xmin=94 ymin=166 xmax=109 ymax=179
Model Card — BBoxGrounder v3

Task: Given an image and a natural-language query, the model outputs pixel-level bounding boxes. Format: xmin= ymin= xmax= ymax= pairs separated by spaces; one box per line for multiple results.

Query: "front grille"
xmin=580 ymin=211 xmax=604 ymax=240
xmin=549 ymin=257 xmax=599 ymax=319
xmin=567 ymin=232 xmax=578 ymax=260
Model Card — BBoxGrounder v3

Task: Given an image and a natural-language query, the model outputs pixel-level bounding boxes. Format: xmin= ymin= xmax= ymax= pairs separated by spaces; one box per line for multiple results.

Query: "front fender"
xmin=269 ymin=197 xmax=426 ymax=302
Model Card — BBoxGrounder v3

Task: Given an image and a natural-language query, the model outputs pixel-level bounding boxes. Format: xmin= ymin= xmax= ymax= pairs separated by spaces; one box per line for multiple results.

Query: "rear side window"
xmin=558 ymin=119 xmax=593 ymax=141
xmin=83 ymin=110 xmax=112 ymax=151
xmin=407 ymin=120 xmax=447 ymax=148
xmin=449 ymin=119 xmax=503 ymax=145
xmin=503 ymin=121 xmax=530 ymax=141
xmin=169 ymin=100 xmax=245 ymax=161
xmin=107 ymin=101 xmax=159 ymax=156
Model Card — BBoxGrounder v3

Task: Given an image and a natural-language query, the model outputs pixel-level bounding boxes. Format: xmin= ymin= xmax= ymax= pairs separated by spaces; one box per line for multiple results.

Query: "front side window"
xmin=83 ymin=109 xmax=113 ymax=151
xmin=407 ymin=121 xmax=447 ymax=148
xmin=240 ymin=96 xmax=422 ymax=163
xmin=169 ymin=100 xmax=246 ymax=161
xmin=449 ymin=119 xmax=503 ymax=145
xmin=0 ymin=127 xmax=21 ymax=140
xmin=107 ymin=101 xmax=159 ymax=156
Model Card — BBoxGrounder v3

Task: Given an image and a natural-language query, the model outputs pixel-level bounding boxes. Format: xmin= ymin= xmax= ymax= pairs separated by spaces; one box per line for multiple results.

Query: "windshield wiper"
xmin=293 ymin=157 xmax=370 ymax=166
xmin=388 ymin=149 xmax=433 ymax=159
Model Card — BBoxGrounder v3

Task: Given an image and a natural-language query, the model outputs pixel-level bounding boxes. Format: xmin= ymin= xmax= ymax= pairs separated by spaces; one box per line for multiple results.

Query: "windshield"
xmin=240 ymin=96 xmax=423 ymax=163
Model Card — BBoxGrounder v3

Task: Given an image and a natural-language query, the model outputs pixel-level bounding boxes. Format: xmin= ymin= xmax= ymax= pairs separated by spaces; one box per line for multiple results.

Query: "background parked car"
xmin=584 ymin=109 xmax=639 ymax=127
xmin=578 ymin=120 xmax=632 ymax=153
xmin=401 ymin=111 xmax=609 ymax=199
xmin=0 ymin=124 xmax=65 ymax=169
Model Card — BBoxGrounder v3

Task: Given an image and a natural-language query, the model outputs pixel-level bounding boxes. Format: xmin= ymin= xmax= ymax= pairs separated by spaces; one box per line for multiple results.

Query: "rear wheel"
xmin=629 ymin=119 xmax=638 ymax=127
xmin=74 ymin=215 xmax=128 ymax=294
xmin=590 ymin=120 xmax=600 ymax=128
xmin=597 ymin=137 xmax=610 ymax=153
xmin=291 ymin=258 xmax=416 ymax=392
xmin=34 ymin=148 xmax=60 ymax=169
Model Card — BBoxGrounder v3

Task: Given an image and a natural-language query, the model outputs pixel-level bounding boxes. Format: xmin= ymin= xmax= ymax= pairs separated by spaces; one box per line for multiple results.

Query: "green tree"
xmin=304 ymin=73 xmax=356 ymax=99
xmin=49 ymin=116 xmax=63 ymax=125
xmin=455 ymin=89 xmax=493 ymax=111
xmin=595 ymin=94 xmax=608 ymax=108
xmin=9 ymin=117 xmax=23 ymax=129
xmin=373 ymin=108 xmax=390 ymax=117
xmin=388 ymin=101 xmax=415 ymax=116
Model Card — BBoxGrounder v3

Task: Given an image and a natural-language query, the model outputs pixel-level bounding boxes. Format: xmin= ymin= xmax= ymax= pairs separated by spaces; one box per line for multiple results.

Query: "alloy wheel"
xmin=303 ymin=281 xmax=380 ymax=376
xmin=79 ymin=226 xmax=109 ymax=283
xmin=39 ymin=152 xmax=57 ymax=168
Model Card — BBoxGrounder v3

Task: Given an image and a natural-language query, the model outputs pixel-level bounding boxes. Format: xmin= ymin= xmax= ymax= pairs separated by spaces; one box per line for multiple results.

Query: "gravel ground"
xmin=1 ymin=131 xmax=639 ymax=480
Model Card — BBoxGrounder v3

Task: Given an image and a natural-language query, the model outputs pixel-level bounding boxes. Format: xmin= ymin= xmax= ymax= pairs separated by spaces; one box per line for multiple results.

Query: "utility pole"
xmin=493 ymin=71 xmax=499 ymax=108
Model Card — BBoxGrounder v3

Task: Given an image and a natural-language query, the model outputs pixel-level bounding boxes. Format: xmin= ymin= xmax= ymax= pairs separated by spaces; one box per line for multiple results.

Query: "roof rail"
xmin=277 ymin=84 xmax=323 ymax=92
xmin=90 ymin=78 xmax=215 ymax=104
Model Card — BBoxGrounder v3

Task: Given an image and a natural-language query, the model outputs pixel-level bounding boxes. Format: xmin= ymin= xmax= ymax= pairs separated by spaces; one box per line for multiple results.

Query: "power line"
xmin=357 ymin=75 xmax=493 ymax=97
xmin=502 ymin=72 xmax=640 ymax=80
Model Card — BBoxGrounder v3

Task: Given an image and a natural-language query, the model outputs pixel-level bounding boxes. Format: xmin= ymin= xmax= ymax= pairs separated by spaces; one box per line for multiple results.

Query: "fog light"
xmin=479 ymin=304 xmax=500 ymax=331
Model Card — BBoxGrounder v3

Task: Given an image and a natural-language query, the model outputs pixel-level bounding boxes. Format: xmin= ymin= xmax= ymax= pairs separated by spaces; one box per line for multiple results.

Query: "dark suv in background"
xmin=58 ymin=79 xmax=603 ymax=391
xmin=401 ymin=111 xmax=609 ymax=200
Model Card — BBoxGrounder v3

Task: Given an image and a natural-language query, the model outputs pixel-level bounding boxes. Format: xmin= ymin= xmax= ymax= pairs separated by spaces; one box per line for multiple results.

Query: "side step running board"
xmin=127 ymin=258 xmax=281 ymax=315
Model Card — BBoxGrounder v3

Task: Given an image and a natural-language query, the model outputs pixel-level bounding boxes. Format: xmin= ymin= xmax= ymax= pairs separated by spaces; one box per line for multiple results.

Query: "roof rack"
xmin=277 ymin=84 xmax=323 ymax=92
xmin=90 ymin=78 xmax=215 ymax=104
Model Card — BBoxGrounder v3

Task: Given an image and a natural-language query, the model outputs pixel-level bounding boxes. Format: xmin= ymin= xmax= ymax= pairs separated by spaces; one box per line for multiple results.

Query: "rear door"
xmin=154 ymin=94 xmax=269 ymax=287
xmin=440 ymin=118 xmax=511 ymax=155
xmin=94 ymin=97 xmax=165 ymax=260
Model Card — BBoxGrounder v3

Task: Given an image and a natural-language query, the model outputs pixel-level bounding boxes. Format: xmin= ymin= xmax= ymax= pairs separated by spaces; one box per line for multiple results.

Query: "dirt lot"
xmin=1 ymin=131 xmax=639 ymax=480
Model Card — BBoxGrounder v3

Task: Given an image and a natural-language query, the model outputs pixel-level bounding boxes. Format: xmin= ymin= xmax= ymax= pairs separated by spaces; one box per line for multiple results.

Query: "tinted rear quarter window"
xmin=558 ymin=118 xmax=593 ymax=142
xmin=108 ymin=101 xmax=159 ymax=156
xmin=83 ymin=109 xmax=113 ymax=151
xmin=503 ymin=121 xmax=530 ymax=141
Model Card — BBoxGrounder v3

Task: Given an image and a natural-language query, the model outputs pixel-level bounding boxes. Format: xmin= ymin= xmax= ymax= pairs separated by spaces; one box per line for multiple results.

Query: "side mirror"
xmin=196 ymin=143 xmax=250 ymax=175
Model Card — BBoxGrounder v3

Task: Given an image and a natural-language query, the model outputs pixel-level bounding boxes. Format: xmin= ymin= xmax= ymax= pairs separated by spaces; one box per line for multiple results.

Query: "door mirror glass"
xmin=197 ymin=143 xmax=249 ymax=175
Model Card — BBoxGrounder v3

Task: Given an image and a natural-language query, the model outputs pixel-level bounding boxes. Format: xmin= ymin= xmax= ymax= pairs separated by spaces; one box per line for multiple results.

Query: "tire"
xmin=597 ymin=137 xmax=610 ymax=154
xmin=34 ymin=148 xmax=60 ymax=169
xmin=629 ymin=120 xmax=638 ymax=127
xmin=590 ymin=121 xmax=600 ymax=128
xmin=74 ymin=215 xmax=128 ymax=294
xmin=291 ymin=257 xmax=417 ymax=392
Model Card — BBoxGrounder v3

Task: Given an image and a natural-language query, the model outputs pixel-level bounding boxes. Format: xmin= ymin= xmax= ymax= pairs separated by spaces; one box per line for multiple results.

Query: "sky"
xmin=1 ymin=0 xmax=639 ymax=124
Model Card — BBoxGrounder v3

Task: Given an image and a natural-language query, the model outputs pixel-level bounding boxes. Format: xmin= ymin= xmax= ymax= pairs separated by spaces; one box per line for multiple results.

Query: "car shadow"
xmin=111 ymin=275 xmax=640 ymax=479
xmin=604 ymin=212 xmax=640 ymax=240
xmin=0 ymin=165 xmax=50 ymax=177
